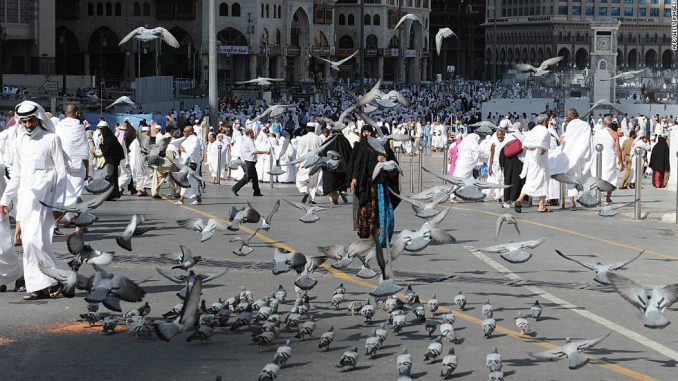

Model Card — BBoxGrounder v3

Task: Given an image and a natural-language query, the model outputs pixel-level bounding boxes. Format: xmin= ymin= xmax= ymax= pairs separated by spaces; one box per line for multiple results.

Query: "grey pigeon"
xmin=393 ymin=207 xmax=455 ymax=254
xmin=228 ymin=203 xmax=261 ymax=231
xmin=396 ymin=347 xmax=412 ymax=376
xmin=169 ymin=245 xmax=202 ymax=270
xmin=168 ymin=157 xmax=203 ymax=188
xmin=594 ymin=201 xmax=634 ymax=217
xmin=423 ymin=167 xmax=510 ymax=201
xmin=155 ymin=268 xmax=226 ymax=286
xmin=65 ymin=232 xmax=114 ymax=270
xmin=388 ymin=187 xmax=447 ymax=219
xmin=482 ymin=299 xmax=494 ymax=319
xmin=126 ymin=315 xmax=154 ymax=337
xmin=230 ymin=227 xmax=261 ymax=256
xmin=440 ymin=347 xmax=458 ymax=378
xmin=486 ymin=346 xmax=502 ymax=372
xmin=360 ymin=299 xmax=375 ymax=323
xmin=84 ymin=178 xmax=111 ymax=194
xmin=318 ymin=326 xmax=335 ymax=351
xmin=294 ymin=256 xmax=327 ymax=291
xmin=40 ymin=186 xmax=113 ymax=226
xmin=102 ymin=317 xmax=117 ymax=334
xmin=260 ymin=199 xmax=280 ymax=231
xmin=258 ymin=362 xmax=280 ymax=381
xmin=454 ymin=291 xmax=466 ymax=310
xmin=177 ymin=218 xmax=228 ymax=242
xmin=515 ymin=312 xmax=530 ymax=335
xmin=186 ymin=317 xmax=216 ymax=342
xmin=38 ymin=263 xmax=92 ymax=298
xmin=439 ymin=321 xmax=456 ymax=343
xmin=364 ymin=329 xmax=381 ymax=358
xmin=273 ymin=339 xmax=293 ymax=367
xmin=338 ymin=346 xmax=359 ymax=371
xmin=531 ymin=300 xmax=543 ymax=320
xmin=295 ymin=315 xmax=316 ymax=340
xmin=272 ymin=248 xmax=308 ymax=275
xmin=556 ymin=249 xmax=644 ymax=285
xmin=274 ymin=284 xmax=286 ymax=303
xmin=291 ymin=134 xmax=337 ymax=167
xmin=428 ymin=294 xmax=440 ymax=313
xmin=319 ymin=238 xmax=373 ymax=269
xmin=483 ymin=318 xmax=496 ymax=338
xmin=550 ymin=173 xmax=616 ymax=207
xmin=488 ymin=371 xmax=504 ymax=381
xmin=372 ymin=160 xmax=403 ymax=181
xmin=369 ymin=234 xmax=404 ymax=298
xmin=607 ymin=273 xmax=678 ymax=328
xmin=155 ymin=273 xmax=202 ymax=341
xmin=495 ymin=213 xmax=520 ymax=241
xmin=124 ymin=301 xmax=151 ymax=318
xmin=410 ymin=185 xmax=455 ymax=202
xmin=84 ymin=265 xmax=145 ymax=312
xmin=424 ymin=336 xmax=444 ymax=362
xmin=283 ymin=199 xmax=326 ymax=223
xmin=530 ymin=332 xmax=612 ymax=369
xmin=116 ymin=214 xmax=147 ymax=251
xmin=478 ymin=238 xmax=546 ymax=264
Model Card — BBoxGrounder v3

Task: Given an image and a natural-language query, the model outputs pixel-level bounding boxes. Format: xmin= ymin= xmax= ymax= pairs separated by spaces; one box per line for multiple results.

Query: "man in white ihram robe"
xmin=55 ymin=105 xmax=90 ymax=227
xmin=295 ymin=124 xmax=323 ymax=203
xmin=0 ymin=135 xmax=22 ymax=289
xmin=0 ymin=101 xmax=67 ymax=298
xmin=549 ymin=114 xmax=593 ymax=210
xmin=128 ymin=126 xmax=153 ymax=195
xmin=175 ymin=126 xmax=203 ymax=205
xmin=515 ymin=114 xmax=551 ymax=213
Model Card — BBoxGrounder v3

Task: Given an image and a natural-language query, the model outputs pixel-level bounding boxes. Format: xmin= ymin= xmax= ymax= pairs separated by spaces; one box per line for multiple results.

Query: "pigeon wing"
xmin=119 ymin=26 xmax=146 ymax=46
xmin=555 ymin=249 xmax=597 ymax=270
xmin=538 ymin=56 xmax=564 ymax=70
xmin=607 ymin=273 xmax=650 ymax=311
xmin=530 ymin=348 xmax=567 ymax=361
xmin=177 ymin=218 xmax=206 ymax=232
xmin=265 ymin=199 xmax=281 ymax=223
xmin=515 ymin=63 xmax=537 ymax=72
xmin=156 ymin=27 xmax=180 ymax=48
xmin=111 ymin=276 xmax=146 ymax=302
xmin=156 ymin=268 xmax=187 ymax=284
xmin=572 ymin=332 xmax=612 ymax=351
xmin=67 ymin=233 xmax=86 ymax=255
xmin=608 ymin=250 xmax=645 ymax=271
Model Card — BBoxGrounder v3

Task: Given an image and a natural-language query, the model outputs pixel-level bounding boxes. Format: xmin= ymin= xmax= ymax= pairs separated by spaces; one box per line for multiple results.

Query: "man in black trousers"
xmin=232 ymin=129 xmax=270 ymax=197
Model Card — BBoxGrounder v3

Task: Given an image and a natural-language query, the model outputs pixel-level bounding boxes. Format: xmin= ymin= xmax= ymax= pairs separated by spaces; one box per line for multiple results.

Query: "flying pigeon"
xmin=115 ymin=214 xmax=148 ymax=251
xmin=607 ymin=273 xmax=678 ymax=328
xmin=495 ymin=213 xmax=520 ymax=241
xmin=393 ymin=13 xmax=428 ymax=32
xmin=155 ymin=272 xmax=202 ymax=341
xmin=283 ymin=199 xmax=326 ymax=223
xmin=105 ymin=96 xmax=136 ymax=110
xmin=530 ymin=333 xmax=612 ymax=369
xmin=228 ymin=203 xmax=261 ymax=231
xmin=65 ymin=232 xmax=114 ymax=270
xmin=85 ymin=265 xmax=146 ymax=312
xmin=260 ymin=199 xmax=280 ymax=231
xmin=314 ymin=49 xmax=359 ymax=71
xmin=236 ymin=77 xmax=285 ymax=86
xmin=230 ymin=227 xmax=261 ymax=256
xmin=478 ymin=238 xmax=546 ymax=264
xmin=40 ymin=186 xmax=113 ymax=227
xmin=555 ymin=249 xmax=644 ymax=285
xmin=119 ymin=26 xmax=180 ymax=48
xmin=369 ymin=234 xmax=404 ymax=298
xmin=253 ymin=104 xmax=298 ymax=122
xmin=423 ymin=167 xmax=509 ymax=201
xmin=38 ymin=263 xmax=93 ymax=298
xmin=177 ymin=218 xmax=229 ymax=242
xmin=435 ymin=28 xmax=458 ymax=55
xmin=515 ymin=56 xmax=564 ymax=77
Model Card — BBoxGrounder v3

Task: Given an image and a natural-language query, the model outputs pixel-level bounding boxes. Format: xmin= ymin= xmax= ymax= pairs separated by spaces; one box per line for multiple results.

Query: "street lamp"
xmin=59 ymin=35 xmax=66 ymax=95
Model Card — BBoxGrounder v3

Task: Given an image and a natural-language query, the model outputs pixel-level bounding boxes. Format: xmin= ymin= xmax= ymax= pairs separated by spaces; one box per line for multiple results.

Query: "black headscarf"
xmin=349 ymin=136 xmax=400 ymax=208
xmin=99 ymin=127 xmax=125 ymax=166
xmin=649 ymin=136 xmax=670 ymax=173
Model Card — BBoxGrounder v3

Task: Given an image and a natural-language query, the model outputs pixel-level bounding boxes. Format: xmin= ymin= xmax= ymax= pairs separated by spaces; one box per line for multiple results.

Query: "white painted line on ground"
xmin=463 ymin=245 xmax=678 ymax=362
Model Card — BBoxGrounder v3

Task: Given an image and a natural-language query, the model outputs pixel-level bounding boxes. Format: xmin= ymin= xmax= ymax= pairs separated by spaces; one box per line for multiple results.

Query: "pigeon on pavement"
xmin=530 ymin=332 xmax=612 ymax=369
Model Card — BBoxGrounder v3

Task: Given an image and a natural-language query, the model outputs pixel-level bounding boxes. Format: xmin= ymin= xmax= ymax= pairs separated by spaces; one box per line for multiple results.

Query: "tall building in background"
xmin=0 ymin=0 xmax=56 ymax=74
xmin=483 ymin=0 xmax=675 ymax=79
xmin=429 ymin=0 xmax=485 ymax=80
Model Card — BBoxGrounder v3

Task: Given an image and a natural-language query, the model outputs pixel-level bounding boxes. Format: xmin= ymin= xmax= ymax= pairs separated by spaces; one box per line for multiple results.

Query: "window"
xmin=339 ymin=14 xmax=345 ymax=25
xmin=115 ymin=2 xmax=121 ymax=15
xmin=572 ymin=5 xmax=581 ymax=14
xmin=585 ymin=6 xmax=594 ymax=14
xmin=639 ymin=8 xmax=647 ymax=15
xmin=143 ymin=2 xmax=150 ymax=16
xmin=133 ymin=2 xmax=140 ymax=16
xmin=558 ymin=6 xmax=567 ymax=14
xmin=364 ymin=14 xmax=370 ymax=25
xmin=278 ymin=6 xmax=281 ymax=18
xmin=219 ymin=2 xmax=228 ymax=16
xmin=665 ymin=8 xmax=672 ymax=16
xmin=274 ymin=5 xmax=276 ymax=18
xmin=348 ymin=14 xmax=354 ymax=25
xmin=97 ymin=2 xmax=103 ymax=15
xmin=261 ymin=4 xmax=264 ymax=17
xmin=88 ymin=2 xmax=94 ymax=15
xmin=373 ymin=14 xmax=380 ymax=25
xmin=232 ymin=3 xmax=241 ymax=16
xmin=612 ymin=7 xmax=620 ymax=15
xmin=106 ymin=2 xmax=112 ymax=15
xmin=624 ymin=7 xmax=633 ymax=15
xmin=599 ymin=7 xmax=608 ymax=14
xmin=650 ymin=7 xmax=659 ymax=16
xmin=266 ymin=4 xmax=269 ymax=18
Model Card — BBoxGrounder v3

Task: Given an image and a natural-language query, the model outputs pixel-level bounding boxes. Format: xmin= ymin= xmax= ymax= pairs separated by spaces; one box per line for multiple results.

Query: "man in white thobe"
xmin=0 ymin=117 xmax=22 ymax=245
xmin=176 ymin=125 xmax=203 ymax=205
xmin=0 ymin=101 xmax=67 ymax=299
xmin=55 ymin=104 xmax=90 ymax=231
xmin=515 ymin=114 xmax=551 ymax=213
xmin=0 ymin=134 xmax=22 ymax=290
xmin=129 ymin=125 xmax=153 ymax=196
xmin=295 ymin=123 xmax=323 ymax=204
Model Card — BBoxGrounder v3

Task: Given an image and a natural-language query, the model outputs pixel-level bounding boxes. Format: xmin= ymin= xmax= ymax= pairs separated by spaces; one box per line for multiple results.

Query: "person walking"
xmin=232 ymin=129 xmax=269 ymax=197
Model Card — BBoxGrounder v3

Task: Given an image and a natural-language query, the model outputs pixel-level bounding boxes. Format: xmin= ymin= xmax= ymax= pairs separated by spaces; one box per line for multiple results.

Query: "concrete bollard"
xmin=560 ymin=182 xmax=567 ymax=209
xmin=595 ymin=144 xmax=603 ymax=205
xmin=269 ymin=152 xmax=274 ymax=189
xmin=216 ymin=145 xmax=222 ymax=185
xmin=418 ymin=143 xmax=424 ymax=193
xmin=634 ymin=146 xmax=645 ymax=220
xmin=409 ymin=150 xmax=414 ymax=194
xmin=442 ymin=143 xmax=448 ymax=185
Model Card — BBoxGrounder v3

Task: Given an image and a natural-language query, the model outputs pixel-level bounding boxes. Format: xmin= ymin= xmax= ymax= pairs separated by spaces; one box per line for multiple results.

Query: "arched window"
xmin=97 ymin=2 xmax=103 ymax=16
xmin=366 ymin=34 xmax=378 ymax=49
xmin=339 ymin=35 xmax=354 ymax=49
xmin=88 ymin=2 xmax=94 ymax=15
xmin=219 ymin=2 xmax=228 ymax=16
xmin=261 ymin=4 xmax=264 ymax=17
xmin=364 ymin=14 xmax=371 ymax=25
xmin=348 ymin=14 xmax=354 ymax=25
xmin=339 ymin=14 xmax=345 ymax=25
xmin=373 ymin=14 xmax=380 ymax=25
xmin=105 ymin=2 xmax=112 ymax=16
xmin=142 ymin=2 xmax=150 ymax=16
xmin=266 ymin=4 xmax=269 ymax=18
xmin=274 ymin=29 xmax=281 ymax=45
xmin=232 ymin=3 xmax=241 ymax=17
xmin=278 ymin=6 xmax=281 ymax=18
xmin=273 ymin=5 xmax=276 ymax=18
xmin=115 ymin=2 xmax=121 ymax=16
xmin=133 ymin=2 xmax=140 ymax=16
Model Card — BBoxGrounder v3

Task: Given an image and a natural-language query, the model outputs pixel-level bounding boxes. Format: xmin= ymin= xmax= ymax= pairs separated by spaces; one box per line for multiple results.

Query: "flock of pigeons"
xmin=32 ymin=75 xmax=672 ymax=381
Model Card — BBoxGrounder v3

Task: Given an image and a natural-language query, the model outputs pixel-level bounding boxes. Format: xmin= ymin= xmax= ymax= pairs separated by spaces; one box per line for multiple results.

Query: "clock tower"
xmin=590 ymin=18 xmax=621 ymax=103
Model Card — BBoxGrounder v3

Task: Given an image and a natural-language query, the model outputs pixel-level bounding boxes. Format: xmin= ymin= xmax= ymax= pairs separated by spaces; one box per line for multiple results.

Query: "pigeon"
xmin=550 ymin=173 xmax=616 ymax=207
xmin=319 ymin=238 xmax=374 ymax=270
xmin=486 ymin=347 xmax=502 ymax=372
xmin=168 ymin=245 xmax=202 ymax=270
xmin=423 ymin=167 xmax=510 ymax=201
xmin=410 ymin=185 xmax=455 ymax=202
xmin=425 ymin=336 xmax=444 ymax=362
xmin=530 ymin=332 xmax=612 ymax=369
xmin=283 ymin=199 xmax=326 ymax=223
xmin=168 ymin=157 xmax=204 ymax=189
xmin=608 ymin=68 xmax=646 ymax=80
xmin=388 ymin=187 xmax=447 ymax=219
xmin=555 ymin=249 xmax=645 ymax=285
xmin=607 ymin=273 xmax=678 ymax=328
xmin=84 ymin=178 xmax=111 ymax=194
xmin=155 ymin=268 xmax=226 ymax=285
xmin=260 ymin=199 xmax=280 ymax=231
xmin=594 ymin=202 xmax=634 ymax=217
xmin=318 ymin=326 xmax=335 ymax=351
xmin=489 ymin=371 xmax=504 ymax=381
xmin=531 ymin=300 xmax=543 ymax=320
xmin=119 ymin=26 xmax=180 ymax=47
xmin=442 ymin=313 xmax=456 ymax=325
xmin=176 ymin=218 xmax=229 ymax=242
xmin=65 ymin=232 xmax=114 ymax=270
xmin=274 ymin=284 xmax=287 ymax=303
xmin=454 ymin=291 xmax=466 ymax=310
xmin=440 ymin=347 xmax=458 ymax=378
xmin=79 ymin=304 xmax=106 ymax=325
xmin=393 ymin=13 xmax=428 ymax=32
xmin=397 ymin=348 xmax=413 ymax=376
xmin=515 ymin=56 xmax=563 ymax=77
xmin=115 ymin=214 xmax=147 ymax=251
xmin=274 ymin=340 xmax=293 ymax=367
xmin=124 ymin=302 xmax=151 ymax=318
xmin=258 ymin=362 xmax=280 ymax=380
xmin=515 ymin=312 xmax=530 ymax=335
xmin=435 ymin=27 xmax=458 ymax=55
xmin=482 ymin=300 xmax=494 ymax=319
xmin=102 ymin=317 xmax=117 ymax=334
xmin=360 ymin=299 xmax=375 ymax=323
xmin=230 ymin=227 xmax=261 ymax=256
xmin=411 ymin=296 xmax=427 ymax=322
xmin=478 ymin=238 xmax=546 ymax=264
xmin=126 ymin=315 xmax=154 ymax=337
xmin=272 ymin=248 xmax=308 ymax=275
xmin=392 ymin=208 xmax=456 ymax=254
xmin=228 ymin=203 xmax=261 ymax=231
xmin=581 ymin=99 xmax=625 ymax=119
xmin=145 ymin=137 xmax=171 ymax=167
xmin=295 ymin=315 xmax=316 ymax=340
xmin=290 ymin=134 xmax=337 ymax=167
xmin=495 ymin=213 xmax=520 ymax=241
xmin=294 ymin=255 xmax=326 ymax=290
xmin=372 ymin=160 xmax=403 ymax=181
xmin=483 ymin=318 xmax=496 ymax=338
xmin=356 ymin=79 xmax=411 ymax=109
xmin=365 ymin=329 xmax=381 ymax=358
xmin=253 ymin=104 xmax=298 ymax=122
xmin=392 ymin=312 xmax=407 ymax=335
xmin=339 ymin=346 xmax=360 ymax=371
xmin=314 ymin=50 xmax=359 ymax=71
xmin=85 ymin=265 xmax=145 ymax=312
xmin=305 ymin=150 xmax=341 ymax=176
xmin=186 ymin=318 xmax=216 ymax=342
xmin=236 ymin=77 xmax=285 ymax=86
xmin=369 ymin=234 xmax=404 ymax=298
xmin=228 ymin=157 xmax=243 ymax=170
xmin=425 ymin=318 xmax=438 ymax=337
xmin=469 ymin=120 xmax=499 ymax=131
xmin=439 ymin=321 xmax=456 ymax=342
xmin=428 ymin=294 xmax=440 ymax=313
xmin=105 ymin=95 xmax=136 ymax=110
xmin=375 ymin=322 xmax=389 ymax=344
xmin=40 ymin=186 xmax=113 ymax=227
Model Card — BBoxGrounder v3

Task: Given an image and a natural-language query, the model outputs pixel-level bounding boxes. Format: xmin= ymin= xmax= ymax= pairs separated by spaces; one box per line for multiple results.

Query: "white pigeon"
xmin=176 ymin=218 xmax=229 ymax=242
xmin=105 ymin=96 xmax=136 ymax=110
xmin=435 ymin=28 xmax=458 ymax=55
xmin=486 ymin=347 xmax=502 ymax=372
xmin=581 ymin=99 xmax=624 ymax=118
xmin=608 ymin=68 xmax=646 ymax=80
xmin=607 ymin=273 xmax=678 ymax=328
xmin=530 ymin=333 xmax=611 ymax=369
xmin=393 ymin=13 xmax=428 ymax=32
xmin=119 ymin=27 xmax=180 ymax=48
xmin=555 ymin=249 xmax=644 ymax=285
xmin=478 ymin=238 xmax=546 ymax=264
xmin=314 ymin=50 xmax=359 ymax=71
xmin=515 ymin=56 xmax=563 ymax=77
xmin=236 ymin=77 xmax=285 ymax=86
xmin=253 ymin=104 xmax=298 ymax=122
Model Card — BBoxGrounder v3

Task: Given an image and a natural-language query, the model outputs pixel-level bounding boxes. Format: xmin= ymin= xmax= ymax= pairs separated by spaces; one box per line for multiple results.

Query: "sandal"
xmin=514 ymin=201 xmax=522 ymax=213
xmin=538 ymin=208 xmax=552 ymax=213
xmin=48 ymin=286 xmax=62 ymax=298
xmin=22 ymin=290 xmax=50 ymax=300
xmin=14 ymin=277 xmax=25 ymax=292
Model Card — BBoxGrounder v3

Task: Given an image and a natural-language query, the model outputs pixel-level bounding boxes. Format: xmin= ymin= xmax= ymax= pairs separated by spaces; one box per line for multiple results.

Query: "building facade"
xmin=0 ymin=0 xmax=56 ymax=75
xmin=484 ymin=0 xmax=676 ymax=79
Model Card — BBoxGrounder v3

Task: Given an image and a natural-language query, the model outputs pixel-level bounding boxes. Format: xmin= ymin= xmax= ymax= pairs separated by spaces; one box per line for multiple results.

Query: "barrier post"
xmin=216 ymin=145 xmax=222 ymax=185
xmin=442 ymin=143 xmax=448 ymax=185
xmin=634 ymin=146 xmax=644 ymax=220
xmin=595 ymin=144 xmax=604 ymax=205
xmin=418 ymin=143 xmax=424 ymax=192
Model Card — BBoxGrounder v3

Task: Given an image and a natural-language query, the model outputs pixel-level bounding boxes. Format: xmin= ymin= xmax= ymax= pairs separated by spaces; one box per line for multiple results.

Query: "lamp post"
xmin=0 ymin=27 xmax=6 ymax=75
xmin=60 ymin=35 xmax=66 ymax=96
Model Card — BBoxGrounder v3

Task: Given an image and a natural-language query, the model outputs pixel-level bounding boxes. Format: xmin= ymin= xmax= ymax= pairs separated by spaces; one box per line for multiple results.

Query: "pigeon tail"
xmin=644 ymin=309 xmax=670 ymax=328
xmin=102 ymin=296 xmax=122 ymax=312
xmin=155 ymin=321 xmax=182 ymax=341
xmin=294 ymin=273 xmax=318 ymax=290
xmin=85 ymin=287 xmax=108 ymax=303
xmin=370 ymin=280 xmax=404 ymax=298
xmin=568 ymin=351 xmax=588 ymax=369
xmin=116 ymin=236 xmax=132 ymax=251
xmin=356 ymin=265 xmax=377 ymax=279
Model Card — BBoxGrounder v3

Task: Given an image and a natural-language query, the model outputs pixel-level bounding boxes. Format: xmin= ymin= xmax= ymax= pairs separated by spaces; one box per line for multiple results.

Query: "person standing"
xmin=0 ymin=101 xmax=67 ymax=300
xmin=128 ymin=125 xmax=152 ymax=196
xmin=515 ymin=114 xmax=551 ymax=213
xmin=97 ymin=121 xmax=125 ymax=200
xmin=649 ymin=133 xmax=670 ymax=188
xmin=232 ymin=128 xmax=269 ymax=197
xmin=619 ymin=129 xmax=636 ymax=189
xmin=591 ymin=116 xmax=623 ymax=204
xmin=295 ymin=123 xmax=323 ymax=204
xmin=487 ymin=129 xmax=507 ymax=204
xmin=175 ymin=125 xmax=203 ymax=205
xmin=322 ymin=127 xmax=354 ymax=205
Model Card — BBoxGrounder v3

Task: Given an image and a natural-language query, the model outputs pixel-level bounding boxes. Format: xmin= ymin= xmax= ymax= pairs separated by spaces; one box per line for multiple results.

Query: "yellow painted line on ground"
xmin=0 ymin=336 xmax=16 ymax=346
xmin=454 ymin=206 xmax=678 ymax=261
xmin=172 ymin=201 xmax=659 ymax=381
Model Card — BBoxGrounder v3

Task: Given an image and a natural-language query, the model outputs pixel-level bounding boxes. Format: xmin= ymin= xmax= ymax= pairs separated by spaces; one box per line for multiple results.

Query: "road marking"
xmin=464 ymin=245 xmax=678 ymax=362
xmin=172 ymin=201 xmax=660 ymax=381
xmin=454 ymin=206 xmax=678 ymax=261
